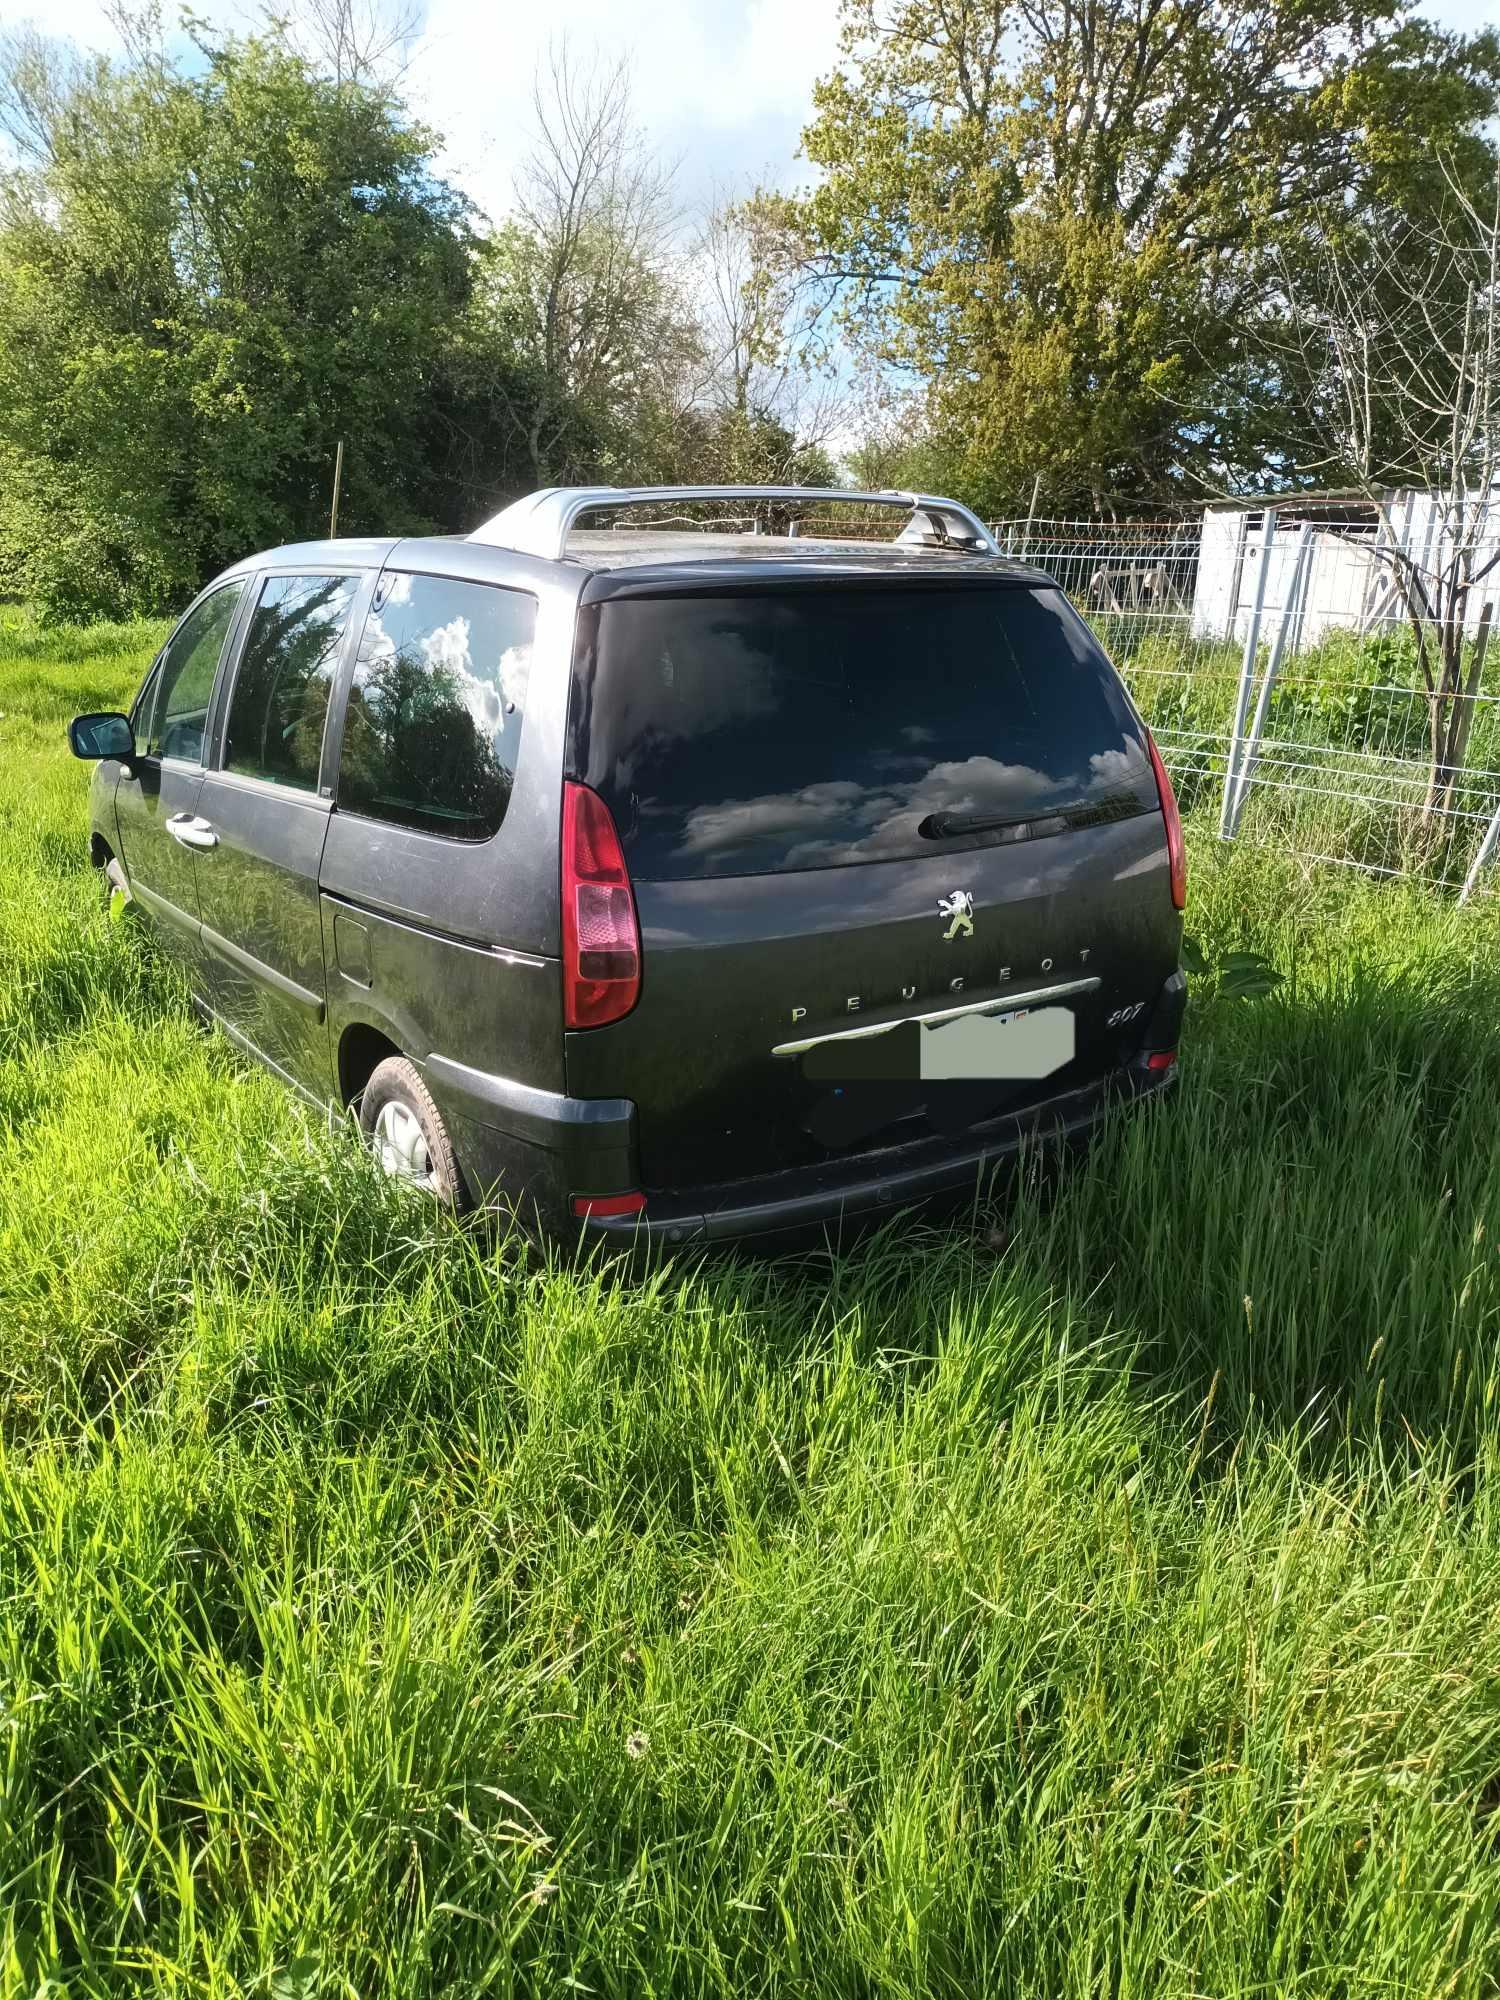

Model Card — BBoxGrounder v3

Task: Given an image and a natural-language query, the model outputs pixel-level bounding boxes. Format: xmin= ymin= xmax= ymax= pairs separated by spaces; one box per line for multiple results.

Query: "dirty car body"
xmin=71 ymin=485 xmax=1187 ymax=1245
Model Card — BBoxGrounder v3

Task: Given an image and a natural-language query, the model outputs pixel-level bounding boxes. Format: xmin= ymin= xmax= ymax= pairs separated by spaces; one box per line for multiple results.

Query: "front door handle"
xmin=166 ymin=813 xmax=219 ymax=851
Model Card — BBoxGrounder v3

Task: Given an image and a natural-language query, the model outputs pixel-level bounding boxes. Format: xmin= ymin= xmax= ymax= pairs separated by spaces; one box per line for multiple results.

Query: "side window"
xmin=222 ymin=573 xmax=358 ymax=792
xmin=147 ymin=583 xmax=245 ymax=762
xmin=130 ymin=661 xmax=161 ymax=737
xmin=337 ymin=573 xmax=536 ymax=841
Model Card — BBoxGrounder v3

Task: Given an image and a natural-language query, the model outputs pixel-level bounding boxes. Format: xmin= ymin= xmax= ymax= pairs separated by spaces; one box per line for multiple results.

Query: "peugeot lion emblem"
xmin=937 ymin=889 xmax=974 ymax=941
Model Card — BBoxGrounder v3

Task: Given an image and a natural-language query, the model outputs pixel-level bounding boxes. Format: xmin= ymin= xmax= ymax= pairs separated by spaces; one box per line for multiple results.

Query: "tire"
xmin=358 ymin=1055 xmax=470 ymax=1212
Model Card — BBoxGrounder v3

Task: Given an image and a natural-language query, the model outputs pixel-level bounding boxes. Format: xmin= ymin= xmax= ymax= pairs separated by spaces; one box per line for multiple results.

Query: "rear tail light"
xmin=570 ymin=1190 xmax=647 ymax=1219
xmin=562 ymin=781 xmax=642 ymax=1029
xmin=1145 ymin=1049 xmax=1178 ymax=1072
xmin=1145 ymin=731 xmax=1187 ymax=911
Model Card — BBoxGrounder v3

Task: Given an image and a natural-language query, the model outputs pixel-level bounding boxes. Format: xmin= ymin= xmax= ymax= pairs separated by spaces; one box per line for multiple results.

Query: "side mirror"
xmin=68 ymin=712 xmax=136 ymax=763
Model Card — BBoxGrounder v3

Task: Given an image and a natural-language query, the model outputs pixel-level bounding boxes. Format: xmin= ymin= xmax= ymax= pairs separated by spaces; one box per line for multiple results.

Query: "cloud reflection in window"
xmin=340 ymin=576 xmax=536 ymax=841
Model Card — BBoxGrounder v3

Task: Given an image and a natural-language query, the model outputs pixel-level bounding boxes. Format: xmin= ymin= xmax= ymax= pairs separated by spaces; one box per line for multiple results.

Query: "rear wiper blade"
xmin=918 ymin=790 xmax=1145 ymax=842
xmin=1060 ymin=789 xmax=1147 ymax=828
xmin=918 ymin=803 xmax=1083 ymax=841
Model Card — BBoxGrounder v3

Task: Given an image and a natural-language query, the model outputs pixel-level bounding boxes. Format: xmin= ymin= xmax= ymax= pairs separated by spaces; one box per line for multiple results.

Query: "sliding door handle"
xmin=166 ymin=813 xmax=219 ymax=851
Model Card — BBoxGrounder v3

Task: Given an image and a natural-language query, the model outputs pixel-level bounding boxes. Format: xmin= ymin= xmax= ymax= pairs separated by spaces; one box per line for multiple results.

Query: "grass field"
xmin=5 ymin=602 xmax=1500 ymax=1996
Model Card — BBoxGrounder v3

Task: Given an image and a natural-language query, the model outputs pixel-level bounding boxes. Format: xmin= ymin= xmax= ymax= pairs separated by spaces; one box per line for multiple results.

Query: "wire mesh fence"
xmin=993 ymin=515 xmax=1203 ymax=612
xmin=581 ymin=493 xmax=1500 ymax=900
xmin=992 ymin=513 xmax=1500 ymax=901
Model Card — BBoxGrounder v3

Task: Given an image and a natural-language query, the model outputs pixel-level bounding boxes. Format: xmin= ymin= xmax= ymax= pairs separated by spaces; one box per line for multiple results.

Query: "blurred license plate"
xmin=800 ymin=1005 xmax=1074 ymax=1083
xmin=919 ymin=1004 xmax=1073 ymax=1080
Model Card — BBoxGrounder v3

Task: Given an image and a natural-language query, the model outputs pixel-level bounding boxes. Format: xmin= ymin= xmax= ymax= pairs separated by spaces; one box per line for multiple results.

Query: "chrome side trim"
xmin=196 ymin=769 xmax=335 ymax=811
xmin=130 ymin=877 xmax=195 ymax=934
xmin=770 ymin=977 xmax=1101 ymax=1057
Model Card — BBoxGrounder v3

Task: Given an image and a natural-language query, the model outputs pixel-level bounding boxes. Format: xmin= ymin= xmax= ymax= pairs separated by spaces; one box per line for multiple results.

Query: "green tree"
xmin=644 ymin=403 xmax=837 ymax=488
xmin=771 ymin=0 xmax=1500 ymax=516
xmin=0 ymin=19 xmax=498 ymax=617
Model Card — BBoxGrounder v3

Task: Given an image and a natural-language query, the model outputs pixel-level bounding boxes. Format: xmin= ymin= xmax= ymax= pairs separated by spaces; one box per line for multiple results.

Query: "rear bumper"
xmin=429 ymin=1041 xmax=1180 ymax=1249
xmin=582 ymin=1058 xmax=1177 ymax=1249
xmin=423 ymin=1051 xmax=637 ymax=1229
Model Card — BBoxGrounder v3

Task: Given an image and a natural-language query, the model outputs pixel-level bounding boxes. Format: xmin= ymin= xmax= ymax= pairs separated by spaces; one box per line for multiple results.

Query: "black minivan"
xmin=69 ymin=485 xmax=1186 ymax=1245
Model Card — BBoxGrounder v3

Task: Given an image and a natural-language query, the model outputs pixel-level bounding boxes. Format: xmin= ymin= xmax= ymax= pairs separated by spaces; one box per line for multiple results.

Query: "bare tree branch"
xmin=268 ymin=0 xmax=418 ymax=89
xmin=1257 ymin=163 xmax=1500 ymax=820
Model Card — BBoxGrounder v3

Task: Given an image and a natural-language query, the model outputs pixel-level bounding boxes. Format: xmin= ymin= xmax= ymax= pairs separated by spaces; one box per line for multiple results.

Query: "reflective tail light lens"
xmin=570 ymin=1190 xmax=647 ymax=1218
xmin=1146 ymin=731 xmax=1187 ymax=911
xmin=562 ymin=781 xmax=641 ymax=1029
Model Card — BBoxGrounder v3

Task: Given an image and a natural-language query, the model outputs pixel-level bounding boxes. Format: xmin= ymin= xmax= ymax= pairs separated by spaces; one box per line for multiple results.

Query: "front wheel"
xmin=359 ymin=1056 xmax=469 ymax=1211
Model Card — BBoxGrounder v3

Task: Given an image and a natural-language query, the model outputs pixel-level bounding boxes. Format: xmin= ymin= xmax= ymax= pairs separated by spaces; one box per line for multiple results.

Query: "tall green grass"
xmin=4 ymin=603 xmax=1500 ymax=1996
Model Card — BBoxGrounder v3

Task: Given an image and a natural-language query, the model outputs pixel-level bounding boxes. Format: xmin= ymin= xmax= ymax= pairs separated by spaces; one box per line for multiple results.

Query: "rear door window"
xmin=222 ymin=573 xmax=358 ymax=792
xmin=569 ymin=585 xmax=1154 ymax=878
xmin=337 ymin=572 xmax=536 ymax=841
xmin=146 ymin=582 xmax=246 ymax=762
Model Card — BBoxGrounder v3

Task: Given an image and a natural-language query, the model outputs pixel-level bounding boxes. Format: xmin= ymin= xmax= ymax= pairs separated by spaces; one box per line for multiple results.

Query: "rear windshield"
xmin=568 ymin=585 xmax=1154 ymax=879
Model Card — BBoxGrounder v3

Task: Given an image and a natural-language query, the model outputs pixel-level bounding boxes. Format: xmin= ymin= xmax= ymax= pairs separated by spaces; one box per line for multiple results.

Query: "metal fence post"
xmin=1220 ymin=506 xmax=1278 ymax=838
xmin=1225 ymin=523 xmax=1315 ymax=837
xmin=1460 ymin=801 xmax=1500 ymax=904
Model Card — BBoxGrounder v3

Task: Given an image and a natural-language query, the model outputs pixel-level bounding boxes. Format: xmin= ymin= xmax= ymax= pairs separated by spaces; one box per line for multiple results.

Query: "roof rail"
xmin=466 ymin=485 xmax=1000 ymax=560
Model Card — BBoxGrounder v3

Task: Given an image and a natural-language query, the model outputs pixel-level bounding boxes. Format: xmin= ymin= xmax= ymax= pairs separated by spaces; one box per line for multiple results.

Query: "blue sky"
xmin=3 ymin=0 xmax=1497 ymax=225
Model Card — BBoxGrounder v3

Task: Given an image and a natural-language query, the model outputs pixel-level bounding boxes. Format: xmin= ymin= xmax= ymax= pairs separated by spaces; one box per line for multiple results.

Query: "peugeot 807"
xmin=68 ymin=485 xmax=1187 ymax=1246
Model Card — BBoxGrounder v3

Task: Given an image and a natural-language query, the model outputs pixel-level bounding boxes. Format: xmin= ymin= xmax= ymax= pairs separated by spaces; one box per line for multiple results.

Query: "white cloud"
xmin=674 ymin=755 xmax=1074 ymax=870
xmin=404 ymin=0 xmax=844 ymax=227
xmin=0 ymin=0 xmax=845 ymax=220
xmin=1431 ymin=0 xmax=1500 ymax=26
xmin=497 ymin=642 xmax=530 ymax=713
xmin=420 ymin=610 xmax=472 ymax=675
xmin=4 ymin=0 xmax=1489 ymax=236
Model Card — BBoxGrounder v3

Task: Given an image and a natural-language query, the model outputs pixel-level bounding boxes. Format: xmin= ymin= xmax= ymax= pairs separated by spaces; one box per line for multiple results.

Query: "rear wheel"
xmin=359 ymin=1056 xmax=469 ymax=1211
